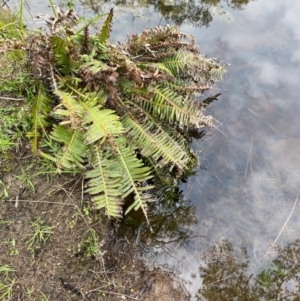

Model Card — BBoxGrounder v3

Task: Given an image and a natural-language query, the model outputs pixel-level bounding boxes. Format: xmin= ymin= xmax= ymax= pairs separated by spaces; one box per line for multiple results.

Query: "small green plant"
xmin=4 ymin=239 xmax=18 ymax=256
xmin=40 ymin=292 xmax=50 ymax=301
xmin=77 ymin=228 xmax=101 ymax=259
xmin=25 ymin=287 xmax=50 ymax=301
xmin=15 ymin=167 xmax=35 ymax=192
xmin=26 ymin=218 xmax=53 ymax=252
xmin=0 ymin=265 xmax=15 ymax=280
xmin=0 ymin=265 xmax=15 ymax=300
xmin=258 ymin=268 xmax=272 ymax=289
xmin=35 ymin=157 xmax=57 ymax=176
xmin=68 ymin=218 xmax=76 ymax=229
xmin=67 ymin=211 xmax=81 ymax=230
xmin=9 ymin=239 xmax=18 ymax=256
xmin=0 ymin=181 xmax=9 ymax=199
xmin=0 ymin=280 xmax=14 ymax=300
xmin=0 ymin=218 xmax=11 ymax=226
xmin=0 ymin=106 xmax=30 ymax=156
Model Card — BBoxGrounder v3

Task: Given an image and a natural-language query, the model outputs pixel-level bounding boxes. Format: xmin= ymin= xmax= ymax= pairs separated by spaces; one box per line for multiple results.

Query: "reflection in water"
xmin=151 ymin=0 xmax=253 ymax=27
xmin=197 ymin=239 xmax=300 ymax=301
xmin=64 ymin=0 xmax=254 ymax=27
xmin=118 ymin=184 xmax=198 ymax=251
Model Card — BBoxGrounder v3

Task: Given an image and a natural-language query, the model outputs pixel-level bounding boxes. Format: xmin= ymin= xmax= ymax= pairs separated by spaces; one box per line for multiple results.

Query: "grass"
xmin=0 ymin=218 xmax=11 ymax=226
xmin=26 ymin=289 xmax=50 ymax=301
xmin=8 ymin=239 xmax=18 ymax=256
xmin=0 ymin=265 xmax=15 ymax=300
xmin=0 ymin=106 xmax=31 ymax=155
xmin=0 ymin=280 xmax=14 ymax=300
xmin=0 ymin=180 xmax=9 ymax=198
xmin=0 ymin=265 xmax=15 ymax=280
xmin=15 ymin=166 xmax=36 ymax=192
xmin=26 ymin=218 xmax=53 ymax=253
xmin=78 ymin=228 xmax=101 ymax=259
xmin=0 ymin=8 xmax=32 ymax=167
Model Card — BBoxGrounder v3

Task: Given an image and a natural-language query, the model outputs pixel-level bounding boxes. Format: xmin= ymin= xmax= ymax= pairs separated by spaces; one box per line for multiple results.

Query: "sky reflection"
xmin=166 ymin=1 xmax=300 ymax=298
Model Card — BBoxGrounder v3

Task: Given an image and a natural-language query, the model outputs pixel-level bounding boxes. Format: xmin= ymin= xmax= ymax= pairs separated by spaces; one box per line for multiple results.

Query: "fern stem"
xmin=48 ymin=0 xmax=58 ymax=19
xmin=19 ymin=0 xmax=24 ymax=31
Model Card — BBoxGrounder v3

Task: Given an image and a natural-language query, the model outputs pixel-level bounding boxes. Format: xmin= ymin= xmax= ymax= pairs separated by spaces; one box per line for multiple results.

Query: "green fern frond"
xmin=98 ymin=8 xmax=113 ymax=45
xmin=80 ymin=55 xmax=109 ymax=74
xmin=27 ymin=84 xmax=52 ymax=156
xmin=123 ymin=116 xmax=191 ymax=170
xmin=75 ymin=13 xmax=107 ymax=35
xmin=155 ymin=62 xmax=174 ymax=77
xmin=115 ymin=138 xmax=154 ymax=221
xmin=162 ymin=52 xmax=184 ymax=76
xmin=81 ymin=100 xmax=124 ymax=145
xmin=88 ymin=38 xmax=109 ymax=60
xmin=23 ymin=20 xmax=225 ymax=222
xmin=49 ymin=125 xmax=88 ymax=171
xmin=209 ymin=64 xmax=227 ymax=82
xmin=52 ymin=36 xmax=78 ymax=74
xmin=144 ymin=110 xmax=198 ymax=166
xmin=61 ymin=82 xmax=107 ymax=107
xmin=53 ymin=90 xmax=84 ymax=127
xmin=85 ymin=146 xmax=123 ymax=218
xmin=86 ymin=139 xmax=154 ymax=220
xmin=184 ymin=53 xmax=227 ymax=83
xmin=144 ymin=86 xmax=196 ymax=127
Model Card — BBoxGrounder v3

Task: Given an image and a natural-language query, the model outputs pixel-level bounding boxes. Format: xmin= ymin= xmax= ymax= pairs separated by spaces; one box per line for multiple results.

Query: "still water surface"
xmin=8 ymin=0 xmax=300 ymax=299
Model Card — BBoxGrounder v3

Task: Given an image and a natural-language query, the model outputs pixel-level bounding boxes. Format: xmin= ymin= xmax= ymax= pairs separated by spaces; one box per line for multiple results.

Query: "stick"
xmin=265 ymin=195 xmax=298 ymax=257
xmin=6 ymin=199 xmax=75 ymax=206
xmin=0 ymin=96 xmax=25 ymax=101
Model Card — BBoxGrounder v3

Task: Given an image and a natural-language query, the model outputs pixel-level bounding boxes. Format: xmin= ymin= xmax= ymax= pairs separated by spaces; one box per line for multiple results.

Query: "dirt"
xmin=0 ymin=145 xmax=189 ymax=300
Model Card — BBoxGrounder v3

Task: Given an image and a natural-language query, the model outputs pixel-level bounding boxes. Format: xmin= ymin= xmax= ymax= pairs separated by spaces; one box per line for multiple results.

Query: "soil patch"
xmin=0 ymin=148 xmax=189 ymax=300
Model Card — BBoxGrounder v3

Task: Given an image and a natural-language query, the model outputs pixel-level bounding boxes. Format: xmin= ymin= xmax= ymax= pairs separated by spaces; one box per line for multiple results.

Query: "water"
xmin=179 ymin=1 xmax=300 ymax=298
xmin=6 ymin=0 xmax=300 ymax=299
xmin=186 ymin=0 xmax=300 ymax=253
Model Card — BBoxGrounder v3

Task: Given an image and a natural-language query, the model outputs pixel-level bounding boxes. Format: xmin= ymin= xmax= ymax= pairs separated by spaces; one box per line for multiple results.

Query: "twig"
xmin=211 ymin=119 xmax=228 ymax=137
xmin=247 ymin=107 xmax=279 ymax=136
xmin=264 ymin=195 xmax=298 ymax=257
xmin=6 ymin=199 xmax=76 ymax=206
xmin=245 ymin=136 xmax=253 ymax=177
xmin=0 ymin=96 xmax=26 ymax=101
xmin=85 ymin=289 xmax=140 ymax=300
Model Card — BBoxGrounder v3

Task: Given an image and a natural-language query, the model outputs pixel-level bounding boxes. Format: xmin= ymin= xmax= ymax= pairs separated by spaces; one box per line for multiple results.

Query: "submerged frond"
xmin=209 ymin=63 xmax=227 ymax=82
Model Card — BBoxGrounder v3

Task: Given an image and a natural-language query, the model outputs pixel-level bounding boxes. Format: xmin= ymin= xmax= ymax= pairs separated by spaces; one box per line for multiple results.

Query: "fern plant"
xmin=21 ymin=7 xmax=226 ymax=221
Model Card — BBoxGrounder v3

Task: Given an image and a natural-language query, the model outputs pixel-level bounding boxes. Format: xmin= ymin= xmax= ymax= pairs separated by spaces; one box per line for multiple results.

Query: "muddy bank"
xmin=0 ymin=149 xmax=190 ymax=300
